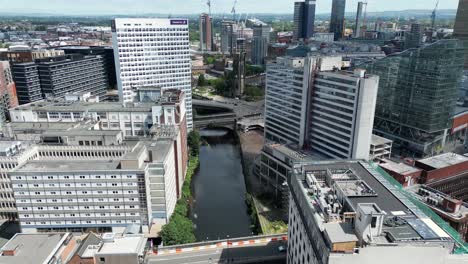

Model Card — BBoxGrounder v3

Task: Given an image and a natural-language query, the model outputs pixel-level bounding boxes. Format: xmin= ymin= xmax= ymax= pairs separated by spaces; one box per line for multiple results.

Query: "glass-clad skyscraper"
xmin=330 ymin=0 xmax=346 ymax=41
xmin=364 ymin=40 xmax=464 ymax=157
xmin=454 ymin=0 xmax=468 ymax=69
xmin=293 ymin=0 xmax=316 ymax=40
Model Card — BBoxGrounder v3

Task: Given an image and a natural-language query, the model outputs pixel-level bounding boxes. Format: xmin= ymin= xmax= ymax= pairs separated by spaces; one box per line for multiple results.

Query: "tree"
xmin=187 ymin=130 xmax=201 ymax=156
xmin=198 ymin=74 xmax=206 ymax=87
xmin=160 ymin=214 xmax=196 ymax=246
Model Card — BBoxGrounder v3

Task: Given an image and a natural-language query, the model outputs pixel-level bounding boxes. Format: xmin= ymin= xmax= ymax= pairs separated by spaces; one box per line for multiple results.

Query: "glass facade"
xmin=364 ymin=40 xmax=464 ymax=155
xmin=329 ymin=0 xmax=346 ymax=41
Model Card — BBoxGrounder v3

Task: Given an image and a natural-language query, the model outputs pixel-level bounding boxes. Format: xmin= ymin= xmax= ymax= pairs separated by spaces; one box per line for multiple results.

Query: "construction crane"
xmin=207 ymin=0 xmax=212 ymax=16
xmin=431 ymin=0 xmax=439 ymax=31
xmin=231 ymin=0 xmax=238 ymax=21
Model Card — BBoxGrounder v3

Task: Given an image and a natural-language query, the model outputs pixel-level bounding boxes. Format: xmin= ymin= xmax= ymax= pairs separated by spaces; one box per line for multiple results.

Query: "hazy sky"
xmin=0 ymin=0 xmax=460 ymax=15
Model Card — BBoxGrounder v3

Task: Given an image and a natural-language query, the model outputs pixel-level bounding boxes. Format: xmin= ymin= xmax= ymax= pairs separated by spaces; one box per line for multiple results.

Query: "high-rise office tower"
xmin=293 ymin=0 xmax=316 ymax=40
xmin=251 ymin=22 xmax=271 ymax=65
xmin=354 ymin=2 xmax=365 ymax=38
xmin=364 ymin=40 xmax=464 ymax=157
xmin=329 ymin=0 xmax=346 ymax=41
xmin=454 ymin=0 xmax=468 ymax=68
xmin=221 ymin=21 xmax=238 ymax=55
xmin=404 ymin=23 xmax=423 ymax=50
xmin=199 ymin=13 xmax=213 ymax=52
xmin=112 ymin=18 xmax=193 ymax=129
xmin=265 ymin=56 xmax=379 ymax=160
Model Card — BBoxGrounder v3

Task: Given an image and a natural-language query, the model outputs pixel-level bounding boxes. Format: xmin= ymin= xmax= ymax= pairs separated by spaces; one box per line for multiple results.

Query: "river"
xmin=191 ymin=128 xmax=252 ymax=241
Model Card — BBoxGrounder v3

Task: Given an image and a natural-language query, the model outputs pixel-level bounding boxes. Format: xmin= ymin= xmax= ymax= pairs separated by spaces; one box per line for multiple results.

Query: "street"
xmin=147 ymin=240 xmax=287 ymax=264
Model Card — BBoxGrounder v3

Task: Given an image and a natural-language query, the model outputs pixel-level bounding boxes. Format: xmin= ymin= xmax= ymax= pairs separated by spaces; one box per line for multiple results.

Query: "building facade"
xmin=454 ymin=0 xmax=468 ymax=69
xmin=265 ymin=56 xmax=379 ymax=160
xmin=0 ymin=61 xmax=18 ymax=130
xmin=364 ymin=40 xmax=465 ymax=157
xmin=221 ymin=20 xmax=238 ymax=55
xmin=199 ymin=13 xmax=213 ymax=52
xmin=61 ymin=46 xmax=118 ymax=90
xmin=293 ymin=0 xmax=316 ymax=40
xmin=11 ymin=62 xmax=43 ymax=105
xmin=354 ymin=2 xmax=365 ymax=38
xmin=112 ymin=18 xmax=193 ymax=130
xmin=251 ymin=22 xmax=271 ymax=65
xmin=329 ymin=0 xmax=346 ymax=41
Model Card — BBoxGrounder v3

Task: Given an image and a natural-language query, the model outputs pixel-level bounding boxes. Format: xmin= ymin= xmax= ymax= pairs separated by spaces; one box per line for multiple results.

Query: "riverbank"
xmin=160 ymin=153 xmax=200 ymax=246
xmin=238 ymin=130 xmax=288 ymax=235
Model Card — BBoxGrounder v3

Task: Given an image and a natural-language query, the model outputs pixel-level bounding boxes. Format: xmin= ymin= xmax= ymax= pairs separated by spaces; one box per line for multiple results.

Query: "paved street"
xmin=147 ymin=240 xmax=286 ymax=264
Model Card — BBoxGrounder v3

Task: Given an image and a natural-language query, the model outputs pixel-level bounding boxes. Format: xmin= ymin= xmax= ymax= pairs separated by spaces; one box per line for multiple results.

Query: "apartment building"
xmin=11 ymin=62 xmax=42 ymax=105
xmin=112 ymin=18 xmax=193 ymax=129
xmin=287 ymin=160 xmax=466 ymax=264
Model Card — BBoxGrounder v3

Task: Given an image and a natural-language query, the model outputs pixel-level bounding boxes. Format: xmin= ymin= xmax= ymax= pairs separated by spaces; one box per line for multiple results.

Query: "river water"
xmin=191 ymin=128 xmax=252 ymax=241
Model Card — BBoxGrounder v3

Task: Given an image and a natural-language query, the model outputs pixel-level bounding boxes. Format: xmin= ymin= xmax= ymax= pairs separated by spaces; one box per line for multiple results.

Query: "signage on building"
xmin=170 ymin=20 xmax=188 ymax=25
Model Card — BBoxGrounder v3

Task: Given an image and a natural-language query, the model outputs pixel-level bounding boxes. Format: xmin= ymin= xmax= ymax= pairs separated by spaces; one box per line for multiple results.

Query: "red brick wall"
xmin=418 ymin=161 xmax=468 ymax=184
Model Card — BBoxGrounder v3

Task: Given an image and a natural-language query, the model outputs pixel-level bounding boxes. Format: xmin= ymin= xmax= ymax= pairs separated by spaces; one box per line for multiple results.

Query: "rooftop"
xmin=417 ymin=153 xmax=468 ymax=170
xmin=17 ymin=160 xmax=122 ymax=172
xmin=0 ymin=233 xmax=71 ymax=264
xmin=96 ymin=233 xmax=146 ymax=256
xmin=291 ymin=160 xmax=454 ymax=250
xmin=371 ymin=134 xmax=393 ymax=146
xmin=379 ymin=159 xmax=422 ymax=175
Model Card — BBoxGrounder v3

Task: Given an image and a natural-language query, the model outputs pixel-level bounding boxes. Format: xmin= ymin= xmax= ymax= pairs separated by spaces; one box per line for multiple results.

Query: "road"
xmin=147 ymin=240 xmax=286 ymax=264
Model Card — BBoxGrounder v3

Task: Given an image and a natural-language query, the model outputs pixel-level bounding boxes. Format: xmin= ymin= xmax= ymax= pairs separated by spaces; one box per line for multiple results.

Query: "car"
xmin=278 ymin=246 xmax=286 ymax=253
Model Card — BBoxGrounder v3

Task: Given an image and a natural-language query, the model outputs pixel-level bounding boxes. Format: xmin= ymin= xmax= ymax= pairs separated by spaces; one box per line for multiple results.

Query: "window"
xmin=371 ymin=217 xmax=377 ymax=228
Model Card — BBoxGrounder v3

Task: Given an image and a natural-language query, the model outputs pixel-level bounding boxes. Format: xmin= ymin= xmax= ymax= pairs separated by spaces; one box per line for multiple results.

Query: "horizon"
xmin=0 ymin=0 xmax=459 ymax=16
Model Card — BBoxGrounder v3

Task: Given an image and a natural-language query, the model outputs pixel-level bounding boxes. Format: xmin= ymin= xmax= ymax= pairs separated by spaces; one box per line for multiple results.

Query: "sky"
xmin=0 ymin=0 xmax=460 ymax=15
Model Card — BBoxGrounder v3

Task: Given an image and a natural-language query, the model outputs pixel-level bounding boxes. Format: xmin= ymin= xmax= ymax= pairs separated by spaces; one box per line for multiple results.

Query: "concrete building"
xmin=0 ymin=233 xmax=76 ymax=264
xmin=415 ymin=152 xmax=468 ymax=184
xmin=293 ymin=0 xmax=316 ymax=40
xmin=407 ymin=185 xmax=468 ymax=243
xmin=11 ymin=63 xmax=42 ymax=105
xmin=112 ymin=18 xmax=193 ymax=130
xmin=199 ymin=13 xmax=213 ymax=52
xmin=364 ymin=40 xmax=465 ymax=157
xmin=353 ymin=2 xmax=366 ymax=38
xmin=0 ymin=61 xmax=18 ymax=130
xmin=93 ymin=233 xmax=146 ymax=264
xmin=221 ymin=20 xmax=238 ymax=55
xmin=251 ymin=21 xmax=271 ymax=65
xmin=454 ymin=0 xmax=468 ymax=69
xmin=287 ymin=160 xmax=467 ymax=264
xmin=369 ymin=134 xmax=392 ymax=162
xmin=60 ymin=46 xmax=118 ymax=90
xmin=0 ymin=48 xmax=64 ymax=64
xmin=329 ymin=0 xmax=346 ymax=41
xmin=265 ymin=56 xmax=379 ymax=160
xmin=11 ymin=54 xmax=108 ymax=104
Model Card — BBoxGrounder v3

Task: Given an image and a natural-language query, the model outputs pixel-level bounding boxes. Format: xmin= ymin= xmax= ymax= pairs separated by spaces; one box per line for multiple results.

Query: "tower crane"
xmin=431 ymin=0 xmax=439 ymax=31
xmin=231 ymin=0 xmax=238 ymax=21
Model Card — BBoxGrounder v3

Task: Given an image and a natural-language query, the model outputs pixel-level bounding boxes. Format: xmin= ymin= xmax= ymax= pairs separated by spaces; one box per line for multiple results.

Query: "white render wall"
xmin=112 ymin=18 xmax=193 ymax=129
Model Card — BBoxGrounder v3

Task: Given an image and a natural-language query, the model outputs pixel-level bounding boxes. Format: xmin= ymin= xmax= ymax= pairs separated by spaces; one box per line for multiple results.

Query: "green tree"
xmin=214 ymin=78 xmax=227 ymax=95
xmin=187 ymin=130 xmax=201 ymax=156
xmin=198 ymin=74 xmax=206 ymax=87
xmin=160 ymin=214 xmax=196 ymax=245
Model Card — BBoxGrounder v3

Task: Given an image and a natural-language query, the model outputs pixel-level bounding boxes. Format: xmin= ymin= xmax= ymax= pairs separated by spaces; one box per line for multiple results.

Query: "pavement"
xmin=147 ymin=240 xmax=287 ymax=264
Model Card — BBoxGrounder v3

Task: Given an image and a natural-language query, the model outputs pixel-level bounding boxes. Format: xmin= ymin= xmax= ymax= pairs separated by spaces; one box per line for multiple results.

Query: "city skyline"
xmin=0 ymin=0 xmax=460 ymax=15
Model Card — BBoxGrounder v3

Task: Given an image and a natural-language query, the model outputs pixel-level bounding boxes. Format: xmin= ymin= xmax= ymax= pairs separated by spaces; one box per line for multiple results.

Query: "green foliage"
xmin=213 ymin=78 xmax=227 ymax=94
xmin=245 ymin=194 xmax=261 ymax=234
xmin=197 ymin=74 xmax=206 ymax=87
xmin=271 ymin=21 xmax=294 ymax=32
xmin=190 ymin=31 xmax=200 ymax=42
xmin=205 ymin=56 xmax=215 ymax=64
xmin=246 ymin=64 xmax=265 ymax=76
xmin=244 ymin=86 xmax=264 ymax=98
xmin=161 ymin=154 xmax=200 ymax=246
xmin=187 ymin=131 xmax=201 ymax=156
xmin=160 ymin=214 xmax=196 ymax=245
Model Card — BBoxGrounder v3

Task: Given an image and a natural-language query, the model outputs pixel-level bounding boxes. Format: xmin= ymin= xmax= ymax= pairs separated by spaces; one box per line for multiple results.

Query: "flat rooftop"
xmin=0 ymin=233 xmax=70 ymax=264
xmin=371 ymin=134 xmax=393 ymax=146
xmin=17 ymin=160 xmax=122 ymax=172
xmin=379 ymin=159 xmax=422 ymax=175
xmin=418 ymin=153 xmax=468 ymax=170
xmin=293 ymin=161 xmax=453 ymax=248
xmin=96 ymin=234 xmax=146 ymax=255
